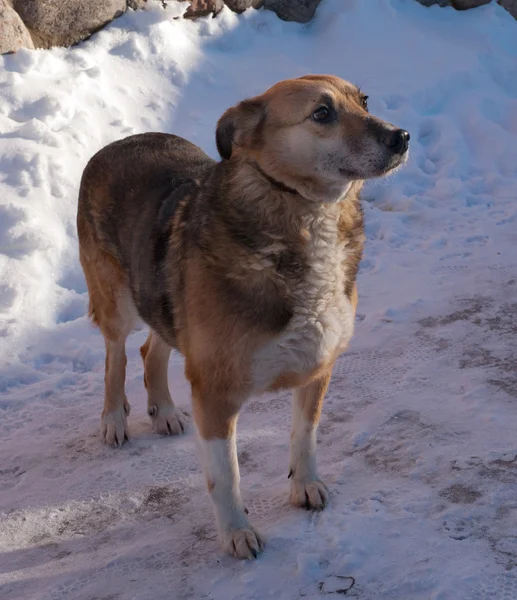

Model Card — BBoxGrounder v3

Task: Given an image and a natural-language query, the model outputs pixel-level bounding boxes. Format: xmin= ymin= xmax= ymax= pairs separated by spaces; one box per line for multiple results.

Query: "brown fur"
xmin=77 ymin=75 xmax=409 ymax=559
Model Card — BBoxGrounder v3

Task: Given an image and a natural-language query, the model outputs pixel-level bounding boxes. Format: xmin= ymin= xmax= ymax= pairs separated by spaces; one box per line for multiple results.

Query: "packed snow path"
xmin=2 ymin=1 xmax=517 ymax=598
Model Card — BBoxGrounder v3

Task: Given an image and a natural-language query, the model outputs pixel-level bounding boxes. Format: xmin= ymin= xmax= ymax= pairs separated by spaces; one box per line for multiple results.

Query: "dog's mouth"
xmin=383 ymin=148 xmax=409 ymax=175
xmin=339 ymin=148 xmax=409 ymax=181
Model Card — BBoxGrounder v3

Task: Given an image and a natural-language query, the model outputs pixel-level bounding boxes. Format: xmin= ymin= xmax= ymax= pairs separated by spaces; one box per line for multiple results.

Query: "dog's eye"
xmin=361 ymin=96 xmax=369 ymax=111
xmin=312 ymin=106 xmax=332 ymax=123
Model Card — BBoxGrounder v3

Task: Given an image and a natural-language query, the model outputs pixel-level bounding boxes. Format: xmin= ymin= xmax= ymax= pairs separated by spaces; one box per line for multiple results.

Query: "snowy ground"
xmin=2 ymin=0 xmax=517 ymax=598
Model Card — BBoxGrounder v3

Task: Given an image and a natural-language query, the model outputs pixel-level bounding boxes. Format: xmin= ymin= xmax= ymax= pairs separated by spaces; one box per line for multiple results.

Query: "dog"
xmin=77 ymin=74 xmax=409 ymax=560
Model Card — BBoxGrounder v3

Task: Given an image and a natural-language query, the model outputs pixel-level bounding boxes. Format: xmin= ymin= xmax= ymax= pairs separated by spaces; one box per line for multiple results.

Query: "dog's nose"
xmin=386 ymin=129 xmax=410 ymax=154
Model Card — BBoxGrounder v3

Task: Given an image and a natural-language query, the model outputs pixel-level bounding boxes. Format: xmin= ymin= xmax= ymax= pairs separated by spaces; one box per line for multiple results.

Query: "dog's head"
xmin=216 ymin=74 xmax=409 ymax=202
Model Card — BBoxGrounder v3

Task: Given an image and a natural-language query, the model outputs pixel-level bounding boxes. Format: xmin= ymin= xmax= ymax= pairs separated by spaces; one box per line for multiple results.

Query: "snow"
xmin=1 ymin=0 xmax=517 ymax=597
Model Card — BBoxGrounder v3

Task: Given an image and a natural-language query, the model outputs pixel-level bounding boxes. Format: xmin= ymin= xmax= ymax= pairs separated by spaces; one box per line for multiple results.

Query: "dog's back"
xmin=77 ymin=133 xmax=215 ymax=344
xmin=78 ymin=132 xmax=214 ymax=263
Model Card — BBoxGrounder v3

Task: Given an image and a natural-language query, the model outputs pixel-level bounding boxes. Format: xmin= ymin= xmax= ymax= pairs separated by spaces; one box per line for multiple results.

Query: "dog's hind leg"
xmin=288 ymin=368 xmax=333 ymax=510
xmin=81 ymin=249 xmax=136 ymax=447
xmin=102 ymin=327 xmax=131 ymax=447
xmin=140 ymin=330 xmax=187 ymax=436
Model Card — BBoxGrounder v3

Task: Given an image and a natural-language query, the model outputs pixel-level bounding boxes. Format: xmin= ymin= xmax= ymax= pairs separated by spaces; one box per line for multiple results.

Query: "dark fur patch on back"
xmin=153 ymin=180 xmax=194 ymax=266
xmin=130 ymin=180 xmax=198 ymax=344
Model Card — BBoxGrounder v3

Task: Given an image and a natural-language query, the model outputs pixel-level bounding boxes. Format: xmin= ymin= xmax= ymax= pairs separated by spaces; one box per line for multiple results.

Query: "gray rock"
xmin=224 ymin=0 xmax=264 ymax=13
xmin=415 ymin=0 xmax=490 ymax=7
xmin=12 ymin=0 xmax=126 ymax=49
xmin=0 ymin=0 xmax=35 ymax=54
xmin=127 ymin=0 xmax=148 ymax=9
xmin=499 ymin=0 xmax=517 ymax=19
xmin=451 ymin=0 xmax=491 ymax=8
xmin=264 ymin=0 xmax=321 ymax=23
xmin=178 ymin=0 xmax=224 ymax=18
xmin=416 ymin=1 xmax=515 ymax=21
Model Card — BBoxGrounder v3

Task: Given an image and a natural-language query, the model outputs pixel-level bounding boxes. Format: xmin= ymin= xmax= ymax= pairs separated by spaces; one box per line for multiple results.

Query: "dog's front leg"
xmin=289 ymin=369 xmax=332 ymax=510
xmin=193 ymin=393 xmax=264 ymax=560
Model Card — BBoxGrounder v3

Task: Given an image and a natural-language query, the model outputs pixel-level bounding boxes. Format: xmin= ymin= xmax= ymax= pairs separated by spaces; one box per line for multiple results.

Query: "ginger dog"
xmin=77 ymin=75 xmax=409 ymax=559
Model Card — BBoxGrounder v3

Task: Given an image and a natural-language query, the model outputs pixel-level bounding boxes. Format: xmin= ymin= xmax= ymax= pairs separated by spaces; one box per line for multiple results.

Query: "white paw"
xmin=101 ymin=402 xmax=130 ymax=447
xmin=221 ymin=526 xmax=264 ymax=560
xmin=148 ymin=404 xmax=187 ymax=436
xmin=290 ymin=478 xmax=329 ymax=510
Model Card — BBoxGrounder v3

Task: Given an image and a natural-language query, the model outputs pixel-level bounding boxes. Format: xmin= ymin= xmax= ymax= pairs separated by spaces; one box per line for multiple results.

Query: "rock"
xmin=178 ymin=0 xmax=224 ymax=18
xmin=450 ymin=0 xmax=490 ymax=8
xmin=127 ymin=0 xmax=148 ymax=9
xmin=414 ymin=0 xmax=447 ymax=6
xmin=499 ymin=0 xmax=517 ymax=19
xmin=12 ymin=0 xmax=126 ymax=49
xmin=224 ymin=0 xmax=264 ymax=12
xmin=415 ymin=0 xmax=490 ymax=7
xmin=263 ymin=0 xmax=321 ymax=23
xmin=0 ymin=0 xmax=35 ymax=54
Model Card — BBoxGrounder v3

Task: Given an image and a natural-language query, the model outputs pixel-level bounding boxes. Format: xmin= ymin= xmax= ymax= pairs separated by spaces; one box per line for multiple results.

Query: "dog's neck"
xmin=232 ymin=158 xmax=358 ymax=207
xmin=218 ymin=159 xmax=363 ymax=246
xmin=227 ymin=159 xmax=361 ymax=210
xmin=249 ymin=161 xmax=300 ymax=197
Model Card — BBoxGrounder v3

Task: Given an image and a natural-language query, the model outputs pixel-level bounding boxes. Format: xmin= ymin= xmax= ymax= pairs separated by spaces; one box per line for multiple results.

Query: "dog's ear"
xmin=216 ymin=98 xmax=265 ymax=160
xmin=215 ymin=108 xmax=236 ymax=160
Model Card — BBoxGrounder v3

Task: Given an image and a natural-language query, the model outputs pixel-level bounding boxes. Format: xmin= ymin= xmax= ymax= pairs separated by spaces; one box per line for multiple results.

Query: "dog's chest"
xmin=251 ymin=222 xmax=355 ymax=391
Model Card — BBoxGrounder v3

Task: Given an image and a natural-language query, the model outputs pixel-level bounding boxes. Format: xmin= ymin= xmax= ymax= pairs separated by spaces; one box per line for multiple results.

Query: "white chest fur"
xmin=251 ymin=211 xmax=356 ymax=392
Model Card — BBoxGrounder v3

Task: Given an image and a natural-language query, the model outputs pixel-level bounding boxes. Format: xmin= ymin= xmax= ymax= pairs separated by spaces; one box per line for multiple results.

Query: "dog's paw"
xmin=148 ymin=404 xmax=187 ymax=436
xmin=290 ymin=478 xmax=329 ymax=510
xmin=101 ymin=402 xmax=130 ymax=448
xmin=221 ymin=527 xmax=265 ymax=560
